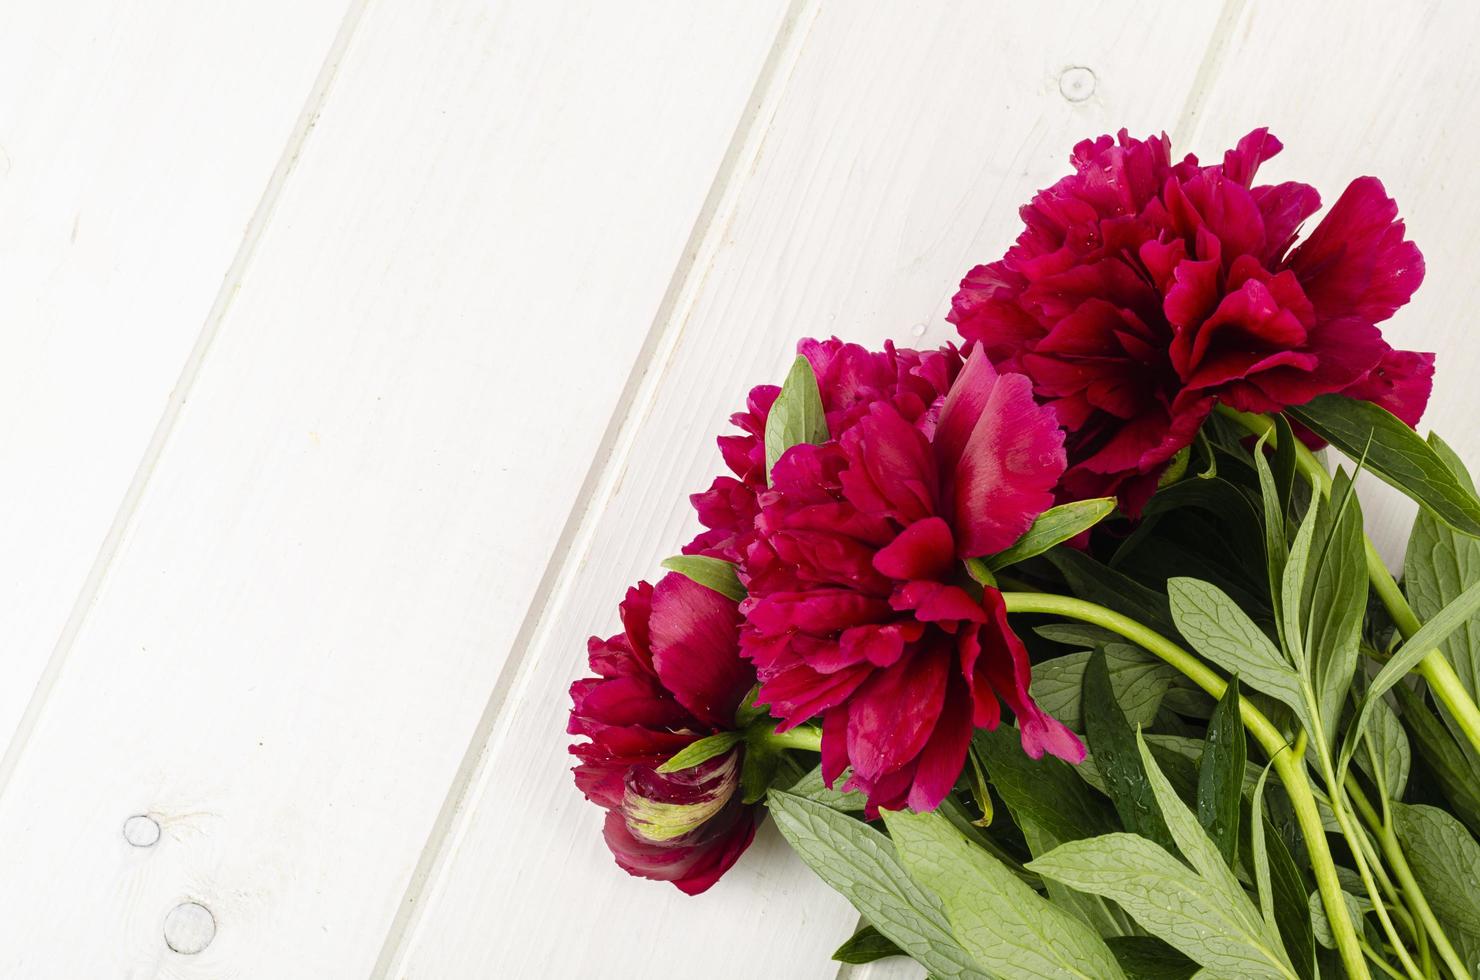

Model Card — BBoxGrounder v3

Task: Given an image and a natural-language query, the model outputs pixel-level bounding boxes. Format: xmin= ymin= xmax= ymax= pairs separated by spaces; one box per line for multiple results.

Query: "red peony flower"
xmin=949 ymin=128 xmax=1433 ymax=512
xmin=569 ymin=572 xmax=757 ymax=894
xmin=684 ymin=338 xmax=960 ymax=564
xmin=739 ymin=348 xmax=1083 ymax=814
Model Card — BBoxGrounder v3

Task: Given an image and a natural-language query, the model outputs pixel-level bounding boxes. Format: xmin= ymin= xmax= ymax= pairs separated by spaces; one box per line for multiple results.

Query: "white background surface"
xmin=0 ymin=2 xmax=1476 ymax=977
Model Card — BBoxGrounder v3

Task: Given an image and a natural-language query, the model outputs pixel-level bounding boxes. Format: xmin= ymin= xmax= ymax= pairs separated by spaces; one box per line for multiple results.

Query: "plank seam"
xmin=1171 ymin=0 xmax=1251 ymax=146
xmin=0 ymin=0 xmax=373 ymax=800
xmin=368 ymin=1 xmax=824 ymax=975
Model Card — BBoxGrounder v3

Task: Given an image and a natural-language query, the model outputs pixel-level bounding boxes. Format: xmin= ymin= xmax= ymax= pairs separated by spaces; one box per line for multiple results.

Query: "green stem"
xmin=1217 ymin=405 xmax=1480 ymax=759
xmin=1348 ymin=782 xmax=1474 ymax=980
xmin=758 ymin=723 xmax=823 ymax=753
xmin=999 ymin=591 xmax=1372 ymax=980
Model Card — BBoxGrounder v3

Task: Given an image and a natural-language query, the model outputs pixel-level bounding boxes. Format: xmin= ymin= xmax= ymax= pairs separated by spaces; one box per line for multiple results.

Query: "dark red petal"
xmin=649 ymin=572 xmax=752 ymax=730
xmin=1287 ymin=176 xmax=1425 ymax=325
xmin=845 ymin=644 xmax=950 ymax=780
xmin=1339 ymin=347 xmax=1434 ymax=427
xmin=873 ymin=516 xmax=955 ymax=582
xmin=905 ymin=679 xmax=975 ymax=812
xmin=978 ymin=591 xmax=1084 ymax=763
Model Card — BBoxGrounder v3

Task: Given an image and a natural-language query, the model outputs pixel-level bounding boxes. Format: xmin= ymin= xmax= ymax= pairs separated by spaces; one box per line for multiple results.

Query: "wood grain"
xmin=392 ymin=3 xmax=1229 ymax=978
xmin=0 ymin=2 xmax=787 ymax=975
xmin=0 ymin=0 xmax=351 ymax=759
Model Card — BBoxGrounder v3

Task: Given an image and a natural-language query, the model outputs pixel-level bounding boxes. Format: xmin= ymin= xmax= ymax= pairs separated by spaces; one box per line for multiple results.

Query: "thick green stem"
xmin=1217 ymin=405 xmax=1480 ymax=759
xmin=1000 ymin=591 xmax=1372 ymax=980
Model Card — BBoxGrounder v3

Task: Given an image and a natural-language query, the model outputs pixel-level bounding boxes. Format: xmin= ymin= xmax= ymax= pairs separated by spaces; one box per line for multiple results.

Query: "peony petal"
xmin=1286 ymin=176 xmax=1425 ymax=325
xmin=905 ymin=679 xmax=975 ymax=812
xmin=977 ymin=591 xmax=1084 ymax=763
xmin=839 ymin=403 xmax=939 ymax=524
xmin=950 ymin=371 xmax=1066 ymax=558
xmin=845 ymin=644 xmax=950 ymax=780
xmin=649 ymin=572 xmax=753 ymax=730
xmin=1339 ymin=347 xmax=1434 ymax=428
xmin=891 ymin=581 xmax=988 ymax=626
xmin=873 ymin=516 xmax=955 ymax=582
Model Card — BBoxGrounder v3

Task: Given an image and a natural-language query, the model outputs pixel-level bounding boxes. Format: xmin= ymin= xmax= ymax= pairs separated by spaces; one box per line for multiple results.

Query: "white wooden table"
xmin=1 ymin=2 xmax=1477 ymax=977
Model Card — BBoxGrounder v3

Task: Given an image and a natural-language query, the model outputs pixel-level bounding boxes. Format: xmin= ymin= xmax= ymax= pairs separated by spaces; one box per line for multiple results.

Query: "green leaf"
xmin=1289 ymin=394 xmax=1480 ymax=537
xmin=1341 ymin=574 xmax=1480 ymax=782
xmin=767 ymin=790 xmax=990 ymax=980
xmin=1084 ymin=648 xmax=1173 ymax=850
xmin=1252 ymin=431 xmax=1289 ymax=642
xmin=655 ymin=731 xmax=742 ymax=773
xmin=763 ymin=355 xmax=828 ymax=481
xmin=1197 ymin=678 xmax=1245 ymax=869
xmin=986 ymin=498 xmax=1117 ymax=570
xmin=1167 ymin=577 xmax=1306 ymax=723
xmin=787 ymin=764 xmax=867 ymax=812
xmin=739 ymin=738 xmax=779 ymax=804
xmin=974 ymin=727 xmax=1118 ymax=846
xmin=1029 ymin=643 xmax=1176 ymax=732
xmin=1307 ymin=887 xmax=1371 ymax=950
xmin=1047 ymin=547 xmax=1179 ymax=639
xmin=1405 ymin=432 xmax=1480 ymax=759
xmin=1251 ymin=765 xmax=1318 ymax=980
xmin=1036 ymin=623 xmax=1126 ymax=648
xmin=1028 ymin=833 xmax=1295 ymax=979
xmin=1304 ymin=468 xmax=1366 ymax=741
xmin=832 ymin=924 xmax=905 ymax=964
xmin=1105 ymin=937 xmax=1198 ymax=980
xmin=885 ymin=808 xmax=1125 ymax=979
xmin=659 ymin=554 xmax=746 ymax=602
xmin=1135 ymin=731 xmax=1261 ymax=926
xmin=1353 ymin=690 xmax=1410 ymax=802
xmin=1393 ymin=804 xmax=1480 ymax=943
xmin=1394 ymin=683 xmax=1480 ymax=837
xmin=1021 ymin=817 xmax=1135 ymax=939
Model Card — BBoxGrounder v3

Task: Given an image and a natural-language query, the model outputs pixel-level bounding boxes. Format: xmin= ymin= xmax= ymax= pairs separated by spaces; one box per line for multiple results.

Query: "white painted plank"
xmin=1182 ymin=0 xmax=1480 ymax=566
xmin=0 ymin=2 xmax=787 ymax=976
xmin=393 ymin=3 xmax=1231 ymax=978
xmin=0 ymin=1 xmax=351 ymax=757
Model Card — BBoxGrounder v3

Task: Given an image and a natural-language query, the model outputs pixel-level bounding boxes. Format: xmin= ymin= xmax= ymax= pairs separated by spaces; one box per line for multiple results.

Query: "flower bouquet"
xmin=568 ymin=129 xmax=1480 ymax=980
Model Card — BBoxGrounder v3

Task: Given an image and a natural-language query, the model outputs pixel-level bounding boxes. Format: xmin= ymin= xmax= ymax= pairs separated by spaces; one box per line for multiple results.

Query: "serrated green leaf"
xmin=655 ymin=731 xmax=742 ymax=773
xmin=1167 ymin=577 xmax=1306 ymax=724
xmin=1392 ymin=804 xmax=1480 ymax=942
xmin=1106 ymin=937 xmax=1198 ymax=980
xmin=764 ymin=355 xmax=828 ymax=482
xmin=1028 ymin=832 xmax=1296 ymax=979
xmin=1030 ymin=643 xmax=1176 ymax=733
xmin=1084 ymin=649 xmax=1173 ymax=850
xmin=659 ymin=554 xmax=746 ymax=602
xmin=885 ymin=808 xmax=1125 ymax=979
xmin=974 ymin=727 xmax=1118 ymax=845
xmin=986 ymin=498 xmax=1117 ymax=570
xmin=1197 ymin=678 xmax=1245 ymax=869
xmin=833 ymin=923 xmax=905 ymax=964
xmin=1289 ymin=394 xmax=1480 ymax=538
xmin=767 ymin=791 xmax=990 ymax=980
